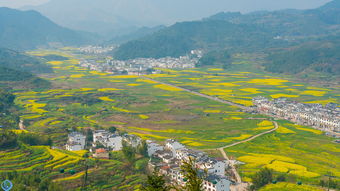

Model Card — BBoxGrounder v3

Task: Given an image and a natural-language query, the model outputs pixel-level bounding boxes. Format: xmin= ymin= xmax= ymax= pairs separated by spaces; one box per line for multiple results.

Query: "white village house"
xmin=92 ymin=130 xmax=123 ymax=151
xmin=66 ymin=132 xmax=86 ymax=151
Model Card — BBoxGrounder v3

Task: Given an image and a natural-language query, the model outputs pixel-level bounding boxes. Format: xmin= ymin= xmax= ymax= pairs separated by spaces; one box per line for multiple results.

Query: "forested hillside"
xmin=0 ymin=48 xmax=51 ymax=88
xmin=264 ymin=35 xmax=340 ymax=74
xmin=113 ymin=20 xmax=282 ymax=60
xmin=113 ymin=0 xmax=340 ymax=77
xmin=0 ymin=7 xmax=94 ymax=50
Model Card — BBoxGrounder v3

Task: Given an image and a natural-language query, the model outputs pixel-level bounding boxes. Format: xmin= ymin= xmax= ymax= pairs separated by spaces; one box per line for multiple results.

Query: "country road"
xmin=142 ymin=76 xmax=252 ymax=111
xmin=220 ymin=121 xmax=279 ymax=149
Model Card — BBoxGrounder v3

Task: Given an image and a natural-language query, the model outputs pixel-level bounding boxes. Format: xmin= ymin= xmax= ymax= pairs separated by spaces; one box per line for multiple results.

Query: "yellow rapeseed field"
xmin=136 ymin=78 xmax=158 ymax=84
xmin=69 ymin=74 xmax=85 ymax=78
xmin=300 ymin=90 xmax=326 ymax=97
xmin=257 ymin=120 xmax=273 ymax=127
xmin=248 ymin=78 xmax=289 ymax=86
xmin=98 ymin=96 xmax=115 ymax=102
xmin=270 ymin=94 xmax=299 ymax=99
xmin=98 ymin=88 xmax=122 ymax=91
xmin=276 ymin=126 xmax=296 ymax=134
xmin=127 ymin=83 xmax=141 ymax=86
xmin=232 ymin=134 xmax=252 ymax=140
xmin=240 ymin=88 xmax=263 ymax=94
xmin=154 ymin=84 xmax=183 ymax=91
xmin=260 ymin=182 xmax=323 ymax=191
xmin=138 ymin=114 xmax=149 ymax=120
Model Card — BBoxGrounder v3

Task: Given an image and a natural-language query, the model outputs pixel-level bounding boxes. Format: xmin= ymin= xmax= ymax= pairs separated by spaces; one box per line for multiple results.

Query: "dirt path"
xmin=220 ymin=121 xmax=279 ymax=149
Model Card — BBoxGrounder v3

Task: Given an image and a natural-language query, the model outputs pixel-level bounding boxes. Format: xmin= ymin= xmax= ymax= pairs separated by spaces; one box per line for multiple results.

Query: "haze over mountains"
xmin=22 ymin=0 xmax=332 ymax=36
xmin=0 ymin=7 xmax=94 ymax=50
xmin=113 ymin=0 xmax=340 ymax=59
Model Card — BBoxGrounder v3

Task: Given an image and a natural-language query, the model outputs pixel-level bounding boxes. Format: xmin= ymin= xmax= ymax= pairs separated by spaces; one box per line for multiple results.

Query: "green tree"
xmin=122 ymin=141 xmax=135 ymax=163
xmin=180 ymin=158 xmax=205 ymax=191
xmin=141 ymin=171 xmax=170 ymax=191
xmin=251 ymin=168 xmax=273 ymax=189
xmin=0 ymin=130 xmax=18 ymax=150
xmin=108 ymin=126 xmax=117 ymax=133
xmin=138 ymin=140 xmax=149 ymax=157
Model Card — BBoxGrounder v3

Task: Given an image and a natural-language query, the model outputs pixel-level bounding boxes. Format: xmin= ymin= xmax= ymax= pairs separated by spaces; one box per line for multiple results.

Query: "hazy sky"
xmin=0 ymin=0 xmax=332 ymax=12
xmin=0 ymin=0 xmax=49 ymax=8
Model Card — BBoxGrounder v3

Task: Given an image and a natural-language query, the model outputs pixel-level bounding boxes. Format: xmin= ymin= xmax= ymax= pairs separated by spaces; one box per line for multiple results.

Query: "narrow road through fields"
xmin=142 ymin=77 xmax=251 ymax=111
xmin=220 ymin=121 xmax=279 ymax=149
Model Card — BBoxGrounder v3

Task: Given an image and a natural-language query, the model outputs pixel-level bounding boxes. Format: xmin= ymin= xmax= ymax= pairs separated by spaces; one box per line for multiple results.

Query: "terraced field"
xmin=0 ymin=144 xmax=146 ymax=190
xmin=11 ymin=49 xmax=339 ymax=186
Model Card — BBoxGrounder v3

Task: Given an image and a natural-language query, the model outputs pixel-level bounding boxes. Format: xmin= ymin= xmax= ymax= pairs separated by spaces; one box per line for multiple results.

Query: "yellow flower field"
xmin=70 ymin=74 xmax=85 ymax=78
xmin=127 ymin=83 xmax=141 ymax=87
xmin=204 ymin=110 xmax=221 ymax=113
xmin=154 ymin=84 xmax=183 ymax=91
xmin=98 ymin=88 xmax=122 ymax=92
xmin=248 ymin=78 xmax=289 ymax=86
xmin=300 ymin=90 xmax=326 ymax=97
xmin=110 ymin=75 xmax=138 ymax=79
xmin=232 ymin=134 xmax=252 ymax=140
xmin=112 ymin=106 xmax=133 ymax=113
xmin=240 ymin=88 xmax=263 ymax=94
xmin=260 ymin=182 xmax=323 ymax=191
xmin=270 ymin=94 xmax=299 ymax=99
xmin=98 ymin=96 xmax=115 ymax=102
xmin=136 ymin=78 xmax=158 ymax=84
xmin=138 ymin=114 xmax=149 ymax=120
xmin=276 ymin=126 xmax=296 ymax=134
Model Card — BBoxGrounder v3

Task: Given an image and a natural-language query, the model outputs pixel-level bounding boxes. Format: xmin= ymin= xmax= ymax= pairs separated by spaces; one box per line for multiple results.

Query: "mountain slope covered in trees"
xmin=0 ymin=48 xmax=51 ymax=88
xmin=0 ymin=7 xmax=94 ymax=50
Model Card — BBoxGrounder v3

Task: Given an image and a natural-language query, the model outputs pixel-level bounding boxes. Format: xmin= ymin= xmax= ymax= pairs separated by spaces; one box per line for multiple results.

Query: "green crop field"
xmin=4 ymin=48 xmax=338 ymax=188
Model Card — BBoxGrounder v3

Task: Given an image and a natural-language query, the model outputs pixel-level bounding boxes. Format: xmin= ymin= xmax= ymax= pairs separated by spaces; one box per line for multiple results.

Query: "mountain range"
xmin=113 ymin=0 xmax=340 ymax=60
xmin=23 ymin=0 xmax=331 ymax=36
xmin=0 ymin=7 xmax=94 ymax=50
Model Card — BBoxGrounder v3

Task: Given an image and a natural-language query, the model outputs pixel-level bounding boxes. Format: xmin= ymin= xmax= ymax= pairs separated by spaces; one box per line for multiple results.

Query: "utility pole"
xmin=324 ymin=172 xmax=336 ymax=191
xmin=81 ymin=160 xmax=89 ymax=191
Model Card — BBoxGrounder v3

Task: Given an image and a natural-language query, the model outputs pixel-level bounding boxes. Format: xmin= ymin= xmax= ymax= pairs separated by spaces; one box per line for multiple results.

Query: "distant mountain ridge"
xmin=0 ymin=7 xmax=94 ymax=50
xmin=113 ymin=0 xmax=340 ymax=60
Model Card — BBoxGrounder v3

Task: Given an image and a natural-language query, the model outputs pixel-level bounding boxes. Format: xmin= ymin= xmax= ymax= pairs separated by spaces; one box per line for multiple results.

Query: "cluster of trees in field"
xmin=0 ymin=170 xmax=62 ymax=191
xmin=0 ymin=130 xmax=52 ymax=150
xmin=0 ymin=89 xmax=19 ymax=129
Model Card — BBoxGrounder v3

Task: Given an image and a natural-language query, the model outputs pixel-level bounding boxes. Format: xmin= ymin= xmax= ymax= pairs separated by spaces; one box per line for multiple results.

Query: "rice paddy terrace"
xmin=6 ymin=48 xmax=339 ymax=187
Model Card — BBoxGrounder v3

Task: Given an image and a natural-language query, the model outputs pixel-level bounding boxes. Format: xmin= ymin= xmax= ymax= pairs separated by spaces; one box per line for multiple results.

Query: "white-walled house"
xmin=66 ymin=132 xmax=86 ymax=151
xmin=93 ymin=130 xmax=123 ymax=151
xmin=165 ymin=139 xmax=185 ymax=156
xmin=197 ymin=159 xmax=226 ymax=177
xmin=123 ymin=134 xmax=142 ymax=148
xmin=146 ymin=140 xmax=164 ymax=156
xmin=203 ymin=175 xmax=231 ymax=191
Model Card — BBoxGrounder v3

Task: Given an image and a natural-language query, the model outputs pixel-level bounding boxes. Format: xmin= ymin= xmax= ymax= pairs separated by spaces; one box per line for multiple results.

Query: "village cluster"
xmin=65 ymin=130 xmax=233 ymax=191
xmin=78 ymin=47 xmax=202 ymax=75
xmin=79 ymin=55 xmax=197 ymax=75
xmin=79 ymin=45 xmax=116 ymax=54
xmin=253 ymin=96 xmax=340 ymax=137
